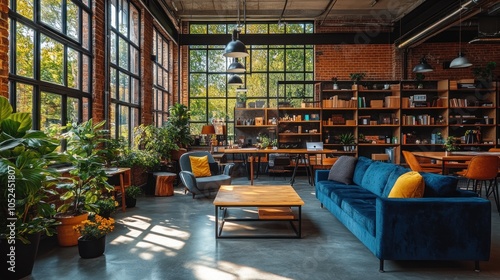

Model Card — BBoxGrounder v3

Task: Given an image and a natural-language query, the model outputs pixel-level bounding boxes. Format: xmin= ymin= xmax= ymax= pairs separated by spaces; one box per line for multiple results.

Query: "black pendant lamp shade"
xmin=228 ymin=75 xmax=244 ymax=86
xmin=413 ymin=57 xmax=433 ymax=73
xmin=450 ymin=52 xmax=472 ymax=68
xmin=223 ymin=29 xmax=249 ymax=58
xmin=227 ymin=58 xmax=246 ymax=73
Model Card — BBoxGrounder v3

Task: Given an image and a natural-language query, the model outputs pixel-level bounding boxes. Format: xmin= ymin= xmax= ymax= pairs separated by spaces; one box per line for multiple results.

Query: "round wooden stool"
xmin=153 ymin=172 xmax=176 ymax=196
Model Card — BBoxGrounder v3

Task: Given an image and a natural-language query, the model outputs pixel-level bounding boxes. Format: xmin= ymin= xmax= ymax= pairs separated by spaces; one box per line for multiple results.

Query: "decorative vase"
xmin=54 ymin=212 xmax=89 ymax=247
xmin=333 ymin=84 xmax=339 ymax=90
xmin=0 ymin=233 xmax=41 ymax=279
xmin=78 ymin=235 xmax=106 ymax=259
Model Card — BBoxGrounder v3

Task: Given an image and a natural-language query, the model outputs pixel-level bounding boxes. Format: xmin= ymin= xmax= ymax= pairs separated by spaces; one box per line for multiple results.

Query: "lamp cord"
xmin=458 ymin=0 xmax=462 ymax=54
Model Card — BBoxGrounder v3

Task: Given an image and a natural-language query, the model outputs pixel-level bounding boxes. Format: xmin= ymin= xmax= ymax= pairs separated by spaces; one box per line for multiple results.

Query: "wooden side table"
xmin=154 ymin=172 xmax=176 ymax=196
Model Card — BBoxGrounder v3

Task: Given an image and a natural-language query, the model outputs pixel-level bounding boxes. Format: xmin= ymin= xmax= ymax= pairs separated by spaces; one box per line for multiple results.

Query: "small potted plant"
xmin=125 ymin=185 xmax=142 ymax=208
xmin=73 ymin=214 xmax=115 ymax=259
xmin=444 ymin=136 xmax=459 ymax=154
xmin=339 ymin=133 xmax=356 ymax=152
xmin=349 ymin=72 xmax=366 ymax=89
xmin=236 ymin=92 xmax=247 ymax=108
xmin=95 ymin=197 xmax=118 ymax=218
xmin=332 ymin=77 xmax=339 ymax=90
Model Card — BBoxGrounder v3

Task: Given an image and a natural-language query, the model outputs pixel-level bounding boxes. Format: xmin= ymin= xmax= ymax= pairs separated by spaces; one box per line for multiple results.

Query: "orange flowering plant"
xmin=73 ymin=215 xmax=115 ymax=240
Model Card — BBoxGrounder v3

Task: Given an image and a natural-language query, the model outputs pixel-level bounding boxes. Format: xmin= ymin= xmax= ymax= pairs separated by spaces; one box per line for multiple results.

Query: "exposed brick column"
xmin=92 ymin=0 xmax=106 ymax=122
xmin=140 ymin=9 xmax=153 ymax=125
xmin=0 ymin=0 xmax=9 ymax=98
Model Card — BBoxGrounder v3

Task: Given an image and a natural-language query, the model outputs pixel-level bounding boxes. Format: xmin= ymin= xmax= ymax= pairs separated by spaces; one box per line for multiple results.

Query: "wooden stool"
xmin=372 ymin=154 xmax=389 ymax=162
xmin=153 ymin=172 xmax=176 ymax=196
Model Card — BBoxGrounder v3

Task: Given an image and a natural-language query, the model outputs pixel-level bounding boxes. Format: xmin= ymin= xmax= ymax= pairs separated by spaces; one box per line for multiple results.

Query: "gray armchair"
xmin=179 ymin=151 xmax=234 ymax=198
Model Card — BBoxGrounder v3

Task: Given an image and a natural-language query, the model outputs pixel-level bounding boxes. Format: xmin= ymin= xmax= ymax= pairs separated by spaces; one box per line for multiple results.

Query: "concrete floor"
xmin=30 ymin=175 xmax=500 ymax=280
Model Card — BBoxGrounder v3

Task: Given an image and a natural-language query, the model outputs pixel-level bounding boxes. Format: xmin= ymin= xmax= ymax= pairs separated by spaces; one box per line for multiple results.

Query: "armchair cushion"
xmin=209 ymin=162 xmax=219 ymax=176
xmin=189 ymin=155 xmax=211 ymax=177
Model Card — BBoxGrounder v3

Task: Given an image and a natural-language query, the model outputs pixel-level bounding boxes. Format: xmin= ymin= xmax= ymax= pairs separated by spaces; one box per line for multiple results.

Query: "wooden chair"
xmin=456 ymin=155 xmax=499 ymax=214
xmin=402 ymin=150 xmax=442 ymax=174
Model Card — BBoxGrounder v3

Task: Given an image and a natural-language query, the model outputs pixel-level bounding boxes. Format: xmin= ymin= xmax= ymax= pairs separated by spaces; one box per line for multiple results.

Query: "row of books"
xmin=401 ymin=114 xmax=438 ymax=125
xmin=322 ymin=96 xmax=357 ymax=108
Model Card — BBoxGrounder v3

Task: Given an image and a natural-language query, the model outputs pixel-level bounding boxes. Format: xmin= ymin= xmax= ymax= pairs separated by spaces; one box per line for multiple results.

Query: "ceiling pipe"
xmin=397 ymin=0 xmax=482 ymax=49
xmin=469 ymin=37 xmax=500 ymax=43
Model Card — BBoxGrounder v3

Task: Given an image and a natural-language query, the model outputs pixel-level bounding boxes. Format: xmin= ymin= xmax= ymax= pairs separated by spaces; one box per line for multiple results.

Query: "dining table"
xmin=412 ymin=151 xmax=500 ymax=175
xmin=223 ymin=148 xmax=339 ymax=185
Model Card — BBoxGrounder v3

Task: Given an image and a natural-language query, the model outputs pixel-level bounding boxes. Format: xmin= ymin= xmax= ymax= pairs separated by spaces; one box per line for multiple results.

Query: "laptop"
xmin=306 ymin=142 xmax=324 ymax=151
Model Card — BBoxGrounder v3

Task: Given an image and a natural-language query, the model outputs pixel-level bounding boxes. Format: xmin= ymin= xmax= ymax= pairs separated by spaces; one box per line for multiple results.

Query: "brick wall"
xmin=92 ymin=0 xmax=106 ymax=121
xmin=0 ymin=0 xmax=8 ymax=98
xmin=140 ymin=8 xmax=154 ymax=125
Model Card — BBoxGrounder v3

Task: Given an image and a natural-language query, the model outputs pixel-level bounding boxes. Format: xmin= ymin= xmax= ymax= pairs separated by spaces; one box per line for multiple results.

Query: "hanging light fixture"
xmin=227 ymin=58 xmax=246 ymax=73
xmin=413 ymin=57 xmax=433 ymax=73
xmin=450 ymin=0 xmax=472 ymax=68
xmin=223 ymin=0 xmax=249 ymax=58
xmin=228 ymin=75 xmax=244 ymax=86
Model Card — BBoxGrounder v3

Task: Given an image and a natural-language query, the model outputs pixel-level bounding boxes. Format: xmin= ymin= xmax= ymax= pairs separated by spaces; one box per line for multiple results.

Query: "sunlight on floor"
xmin=189 ymin=260 xmax=293 ymax=280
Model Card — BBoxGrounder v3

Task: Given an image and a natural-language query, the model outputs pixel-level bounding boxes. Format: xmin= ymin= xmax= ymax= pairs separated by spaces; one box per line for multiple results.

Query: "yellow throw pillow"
xmin=388 ymin=171 xmax=425 ymax=198
xmin=189 ymin=155 xmax=212 ymax=177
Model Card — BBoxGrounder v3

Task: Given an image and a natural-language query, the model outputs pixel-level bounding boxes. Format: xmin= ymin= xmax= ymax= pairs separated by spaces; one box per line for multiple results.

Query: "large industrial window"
xmin=109 ymin=0 xmax=141 ymax=142
xmin=188 ymin=22 xmax=314 ymax=140
xmin=9 ymin=0 xmax=92 ymax=129
xmin=152 ymin=28 xmax=172 ymax=127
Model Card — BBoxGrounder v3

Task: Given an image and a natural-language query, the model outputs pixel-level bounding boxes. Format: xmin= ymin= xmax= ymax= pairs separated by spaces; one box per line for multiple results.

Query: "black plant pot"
xmin=126 ymin=197 xmax=137 ymax=208
xmin=78 ymin=235 xmax=106 ymax=259
xmin=0 ymin=233 xmax=41 ymax=280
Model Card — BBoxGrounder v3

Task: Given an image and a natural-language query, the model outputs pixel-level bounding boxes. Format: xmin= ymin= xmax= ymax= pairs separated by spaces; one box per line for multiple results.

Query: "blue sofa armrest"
xmin=179 ymin=171 xmax=198 ymax=192
xmin=315 ymin=170 xmax=329 ymax=185
xmin=376 ymin=197 xmax=491 ymax=261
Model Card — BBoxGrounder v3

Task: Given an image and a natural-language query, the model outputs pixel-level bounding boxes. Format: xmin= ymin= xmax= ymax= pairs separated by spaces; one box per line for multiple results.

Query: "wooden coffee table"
xmin=213 ymin=185 xmax=304 ymax=239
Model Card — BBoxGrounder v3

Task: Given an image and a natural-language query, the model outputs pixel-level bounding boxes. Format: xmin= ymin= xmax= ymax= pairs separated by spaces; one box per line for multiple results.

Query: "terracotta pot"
xmin=78 ymin=235 xmax=106 ymax=259
xmin=54 ymin=212 xmax=89 ymax=247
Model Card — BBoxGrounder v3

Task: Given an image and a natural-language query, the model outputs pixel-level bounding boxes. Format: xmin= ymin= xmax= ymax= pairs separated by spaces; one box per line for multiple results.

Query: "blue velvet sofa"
xmin=315 ymin=156 xmax=491 ymax=272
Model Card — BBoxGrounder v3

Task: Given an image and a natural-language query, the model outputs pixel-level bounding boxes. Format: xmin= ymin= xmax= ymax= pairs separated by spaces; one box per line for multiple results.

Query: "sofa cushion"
xmin=388 ymin=171 xmax=425 ymax=198
xmin=328 ymin=156 xmax=358 ymax=184
xmin=353 ymin=156 xmax=373 ymax=186
xmin=360 ymin=161 xmax=398 ymax=197
xmin=421 ymin=172 xmax=458 ymax=197
xmin=340 ymin=198 xmax=376 ymax=236
xmin=383 ymin=165 xmax=411 ymax=197
xmin=189 ymin=155 xmax=211 ymax=177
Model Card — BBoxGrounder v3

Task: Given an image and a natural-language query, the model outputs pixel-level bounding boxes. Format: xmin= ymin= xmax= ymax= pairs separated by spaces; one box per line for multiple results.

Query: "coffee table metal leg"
xmin=215 ymin=206 xmax=218 ymax=238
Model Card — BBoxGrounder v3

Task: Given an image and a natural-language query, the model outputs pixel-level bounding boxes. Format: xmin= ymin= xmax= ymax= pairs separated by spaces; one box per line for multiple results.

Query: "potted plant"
xmin=473 ymin=61 xmax=496 ymax=88
xmin=444 ymin=136 xmax=459 ymax=154
xmin=54 ymin=119 xmax=114 ymax=247
xmin=73 ymin=214 xmax=115 ymax=259
xmin=125 ymin=185 xmax=142 ymax=208
xmin=236 ymin=92 xmax=247 ymax=108
xmin=349 ymin=72 xmax=366 ymax=89
xmin=0 ymin=97 xmax=62 ymax=279
xmin=332 ymin=77 xmax=339 ymax=90
xmin=339 ymin=133 xmax=356 ymax=152
xmin=95 ymin=197 xmax=118 ymax=218
xmin=271 ymin=139 xmax=278 ymax=149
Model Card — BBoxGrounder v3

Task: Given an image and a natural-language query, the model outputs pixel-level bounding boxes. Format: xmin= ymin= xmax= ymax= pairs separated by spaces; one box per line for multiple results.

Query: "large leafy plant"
xmin=56 ymin=119 xmax=113 ymax=216
xmin=165 ymin=103 xmax=193 ymax=148
xmin=0 ymin=97 xmax=62 ymax=243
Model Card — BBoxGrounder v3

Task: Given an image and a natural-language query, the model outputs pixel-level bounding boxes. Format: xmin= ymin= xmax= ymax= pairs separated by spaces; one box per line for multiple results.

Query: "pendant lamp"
xmin=413 ymin=57 xmax=433 ymax=73
xmin=223 ymin=0 xmax=248 ymax=58
xmin=450 ymin=1 xmax=472 ymax=68
xmin=227 ymin=58 xmax=246 ymax=73
xmin=228 ymin=75 xmax=244 ymax=86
